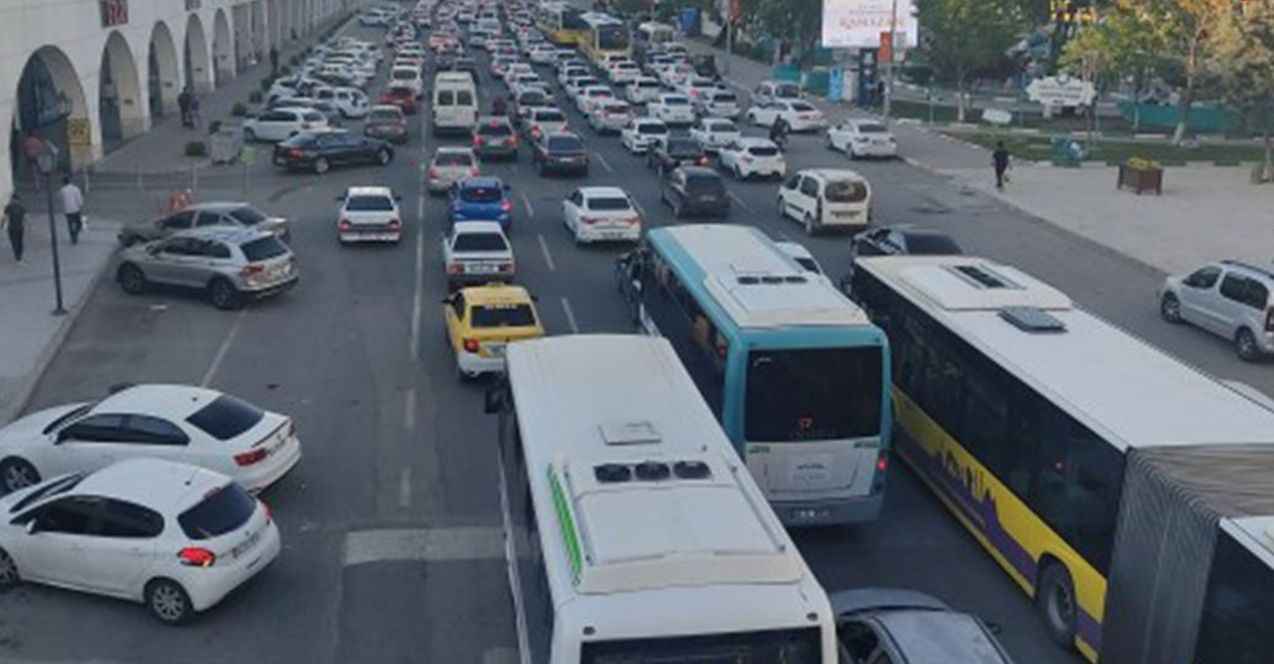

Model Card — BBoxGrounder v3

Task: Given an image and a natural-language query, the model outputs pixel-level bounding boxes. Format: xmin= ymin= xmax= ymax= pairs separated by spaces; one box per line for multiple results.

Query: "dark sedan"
xmin=840 ymin=224 xmax=964 ymax=293
xmin=660 ymin=166 xmax=730 ymax=219
xmin=117 ymin=202 xmax=291 ymax=247
xmin=647 ymin=136 xmax=709 ymax=176
xmin=530 ymin=131 xmax=590 ymax=177
xmin=273 ymin=129 xmax=394 ymax=174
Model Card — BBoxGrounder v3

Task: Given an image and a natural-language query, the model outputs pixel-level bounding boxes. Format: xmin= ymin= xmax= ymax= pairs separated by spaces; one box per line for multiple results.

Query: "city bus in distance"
xmin=632 ymin=21 xmax=676 ymax=63
xmin=848 ymin=254 xmax=1274 ymax=663
xmin=535 ymin=1 xmax=588 ymax=46
xmin=578 ymin=12 xmax=630 ymax=68
xmin=619 ymin=224 xmax=892 ymax=526
xmin=487 ymin=335 xmax=837 ymax=663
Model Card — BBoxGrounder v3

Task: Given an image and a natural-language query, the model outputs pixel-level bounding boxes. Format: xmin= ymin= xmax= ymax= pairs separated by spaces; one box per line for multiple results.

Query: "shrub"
xmin=232 ymin=102 xmax=248 ymax=117
xmin=249 ymin=91 xmax=263 ymax=103
xmin=184 ymin=141 xmax=209 ymax=157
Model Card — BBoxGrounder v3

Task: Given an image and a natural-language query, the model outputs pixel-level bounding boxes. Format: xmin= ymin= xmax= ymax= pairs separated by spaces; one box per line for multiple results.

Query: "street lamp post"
xmin=34 ymin=141 xmax=66 ymax=316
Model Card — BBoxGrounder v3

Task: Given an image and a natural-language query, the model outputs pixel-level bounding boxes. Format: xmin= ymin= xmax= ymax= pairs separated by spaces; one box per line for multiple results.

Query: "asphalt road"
xmin=3 ymin=17 xmax=1271 ymax=664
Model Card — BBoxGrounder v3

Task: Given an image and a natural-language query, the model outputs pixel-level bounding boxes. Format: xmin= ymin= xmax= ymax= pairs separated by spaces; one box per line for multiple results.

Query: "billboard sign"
xmin=821 ymin=0 xmax=918 ymax=49
xmin=1026 ymin=76 xmax=1096 ymax=107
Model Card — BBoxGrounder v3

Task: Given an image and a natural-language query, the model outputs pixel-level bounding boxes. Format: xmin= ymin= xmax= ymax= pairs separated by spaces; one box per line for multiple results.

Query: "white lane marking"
xmin=594 ymin=151 xmax=614 ymax=173
xmin=403 ymin=387 xmax=416 ymax=432
xmin=398 ymin=467 xmax=412 ymax=509
xmin=342 ymin=527 xmax=525 ymax=566
xmin=201 ymin=309 xmax=246 ymax=388
xmin=410 ymin=225 xmax=425 ymax=360
xmin=537 ymin=233 xmax=556 ymax=271
xmin=520 ymin=191 xmax=533 ymax=218
xmin=560 ymin=297 xmax=579 ymax=333
xmin=728 ymin=190 xmax=754 ymax=213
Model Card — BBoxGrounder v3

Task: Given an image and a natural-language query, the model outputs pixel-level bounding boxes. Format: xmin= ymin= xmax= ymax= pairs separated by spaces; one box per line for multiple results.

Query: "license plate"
xmin=487 ymin=344 xmax=506 ymax=357
xmin=835 ymin=211 xmax=858 ymax=218
xmin=467 ymin=263 xmax=498 ymax=273
xmin=232 ymin=528 xmax=262 ymax=559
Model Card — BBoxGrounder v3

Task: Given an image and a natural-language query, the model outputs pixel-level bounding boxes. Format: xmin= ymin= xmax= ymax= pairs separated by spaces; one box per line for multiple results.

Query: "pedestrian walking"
xmin=2 ymin=193 xmax=25 ymax=263
xmin=178 ymin=88 xmax=193 ymax=128
xmin=270 ymin=46 xmax=279 ymax=76
xmin=58 ymin=175 xmax=84 ymax=245
xmin=992 ymin=141 xmax=1010 ymax=190
xmin=190 ymin=95 xmax=203 ymax=131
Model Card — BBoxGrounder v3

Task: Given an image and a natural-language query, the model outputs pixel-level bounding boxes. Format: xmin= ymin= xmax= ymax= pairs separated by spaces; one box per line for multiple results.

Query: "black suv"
xmin=530 ymin=131 xmax=590 ymax=176
xmin=647 ymin=136 xmax=707 ymax=176
xmin=661 ymin=166 xmax=730 ymax=219
xmin=839 ymin=225 xmax=964 ymax=292
xmin=273 ymin=130 xmax=394 ymax=174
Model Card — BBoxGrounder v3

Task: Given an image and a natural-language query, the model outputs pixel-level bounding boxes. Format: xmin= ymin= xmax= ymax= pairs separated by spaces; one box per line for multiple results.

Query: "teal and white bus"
xmin=618 ymin=224 xmax=892 ymax=526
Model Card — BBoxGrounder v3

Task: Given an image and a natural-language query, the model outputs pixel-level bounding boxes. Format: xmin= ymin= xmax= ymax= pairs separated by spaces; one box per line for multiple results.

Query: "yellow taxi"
xmin=443 ymin=283 xmax=545 ymax=379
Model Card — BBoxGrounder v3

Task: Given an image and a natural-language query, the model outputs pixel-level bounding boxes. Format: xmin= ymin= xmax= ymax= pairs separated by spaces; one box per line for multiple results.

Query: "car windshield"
xmin=471 ymin=303 xmax=537 ymax=327
xmin=668 ymin=139 xmax=700 ymax=155
xmin=346 ymin=195 xmax=395 ymax=211
xmin=519 ymin=91 xmax=546 ymax=105
xmin=825 ymin=180 xmax=869 ymax=203
xmin=187 ymin=394 xmax=266 ymax=441
xmin=638 ymin=124 xmax=667 ymax=135
xmin=435 ymin=152 xmax=473 ymax=166
xmin=858 ymin=123 xmax=889 ymax=133
xmin=748 ymin=145 xmax=780 ymax=157
xmin=588 ymin=196 xmax=631 ymax=211
xmin=454 ymin=232 xmax=508 ymax=252
xmin=664 ymin=97 xmax=689 ymax=106
xmin=227 ymin=206 xmax=267 ymax=225
xmin=686 ymin=174 xmax=724 ymax=194
xmin=460 ymin=186 xmax=503 ymax=203
xmin=907 ymin=233 xmax=964 ymax=255
xmin=368 ymin=109 xmax=401 ymax=122
xmin=548 ymin=136 xmax=584 ymax=152
xmin=178 ymin=482 xmax=257 ymax=540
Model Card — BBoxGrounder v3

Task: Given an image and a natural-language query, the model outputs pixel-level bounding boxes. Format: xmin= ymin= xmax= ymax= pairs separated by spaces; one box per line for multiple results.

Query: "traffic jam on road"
xmin=3 ymin=0 xmax=1273 ymax=663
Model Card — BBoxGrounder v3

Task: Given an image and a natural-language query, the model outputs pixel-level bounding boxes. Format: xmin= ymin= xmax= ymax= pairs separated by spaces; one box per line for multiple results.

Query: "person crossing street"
xmin=2 ymin=193 xmax=25 ymax=263
xmin=58 ymin=175 xmax=84 ymax=245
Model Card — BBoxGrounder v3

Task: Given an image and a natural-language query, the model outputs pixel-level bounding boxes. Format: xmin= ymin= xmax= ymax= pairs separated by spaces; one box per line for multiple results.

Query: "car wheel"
xmin=0 ymin=548 xmax=19 ymax=589
xmin=1036 ymin=563 xmax=1078 ymax=649
xmin=1160 ymin=293 xmax=1182 ymax=323
xmin=117 ymin=263 xmax=148 ymax=295
xmin=146 ymin=578 xmax=193 ymax=625
xmin=208 ymin=278 xmax=242 ymax=311
xmin=314 ymin=157 xmax=331 ymax=174
xmin=1236 ymin=328 xmax=1262 ymax=362
xmin=0 ymin=458 xmax=40 ymax=493
xmin=776 ymin=197 xmax=786 ymax=220
xmin=848 ymin=145 xmax=859 ymax=161
xmin=243 ymin=128 xmax=257 ymax=142
xmin=803 ymin=212 xmax=816 ymax=236
xmin=378 ymin=149 xmax=392 ymax=165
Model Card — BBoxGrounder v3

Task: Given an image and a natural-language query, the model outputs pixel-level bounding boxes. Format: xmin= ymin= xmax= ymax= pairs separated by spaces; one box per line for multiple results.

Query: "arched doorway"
xmin=147 ymin=21 xmax=180 ymax=119
xmin=11 ymin=46 xmax=92 ymax=182
xmin=184 ymin=14 xmax=213 ymax=94
xmin=99 ymin=31 xmax=144 ymax=152
xmin=213 ymin=8 xmax=234 ymax=84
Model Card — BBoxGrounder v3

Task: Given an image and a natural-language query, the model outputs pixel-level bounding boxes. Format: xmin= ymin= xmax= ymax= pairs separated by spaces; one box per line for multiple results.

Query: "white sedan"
xmin=561 ymin=186 xmax=642 ymax=244
xmin=717 ymin=137 xmax=787 ymax=180
xmin=621 ymin=117 xmax=669 ymax=154
xmin=688 ymin=118 xmax=742 ymax=153
xmin=0 ymin=384 xmax=301 ymax=495
xmin=648 ymin=94 xmax=696 ymax=125
xmin=745 ymin=100 xmax=827 ymax=132
xmin=0 ymin=458 xmax=280 ymax=624
xmin=828 ymin=119 xmax=899 ymax=159
xmin=576 ymin=85 xmax=616 ymax=115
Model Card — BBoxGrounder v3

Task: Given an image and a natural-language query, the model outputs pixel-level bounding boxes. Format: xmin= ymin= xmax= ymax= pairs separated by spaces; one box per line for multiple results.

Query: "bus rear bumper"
xmin=774 ymin=494 xmax=884 ymax=527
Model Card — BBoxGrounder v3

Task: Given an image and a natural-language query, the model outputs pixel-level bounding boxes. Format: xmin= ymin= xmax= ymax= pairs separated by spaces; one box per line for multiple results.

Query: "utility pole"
xmin=882 ymin=0 xmax=898 ymax=119
xmin=725 ymin=17 xmax=732 ymax=75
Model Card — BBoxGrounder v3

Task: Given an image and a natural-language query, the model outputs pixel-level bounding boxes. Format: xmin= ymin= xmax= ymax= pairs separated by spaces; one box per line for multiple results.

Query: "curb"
xmin=0 ymin=235 xmax=117 ymax=426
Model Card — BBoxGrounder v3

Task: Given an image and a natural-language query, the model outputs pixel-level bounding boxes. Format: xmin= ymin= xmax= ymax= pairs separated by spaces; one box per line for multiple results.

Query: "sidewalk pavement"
xmin=942 ymin=163 xmax=1274 ymax=276
xmin=0 ymin=214 xmax=122 ymax=425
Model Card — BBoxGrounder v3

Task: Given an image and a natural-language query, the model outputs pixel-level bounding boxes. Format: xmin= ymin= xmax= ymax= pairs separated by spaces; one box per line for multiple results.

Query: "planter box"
xmin=1117 ymin=164 xmax=1163 ymax=195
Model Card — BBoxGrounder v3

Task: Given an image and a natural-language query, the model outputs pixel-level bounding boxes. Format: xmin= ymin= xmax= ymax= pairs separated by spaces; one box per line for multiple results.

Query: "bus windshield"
xmin=597 ymin=25 xmax=629 ymax=50
xmin=562 ymin=9 xmax=587 ymax=29
xmin=744 ymin=347 xmax=882 ymax=442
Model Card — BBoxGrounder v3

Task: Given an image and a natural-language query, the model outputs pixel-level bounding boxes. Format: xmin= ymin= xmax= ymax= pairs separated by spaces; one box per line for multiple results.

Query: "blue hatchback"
xmin=448 ymin=177 xmax=513 ymax=230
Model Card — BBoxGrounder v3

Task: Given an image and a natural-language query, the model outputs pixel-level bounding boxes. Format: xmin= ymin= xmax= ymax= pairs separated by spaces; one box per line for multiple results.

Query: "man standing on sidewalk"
xmin=993 ymin=141 xmax=1010 ymax=190
xmin=2 ymin=193 xmax=25 ymax=263
xmin=178 ymin=88 xmax=193 ymax=128
xmin=58 ymin=175 xmax=84 ymax=245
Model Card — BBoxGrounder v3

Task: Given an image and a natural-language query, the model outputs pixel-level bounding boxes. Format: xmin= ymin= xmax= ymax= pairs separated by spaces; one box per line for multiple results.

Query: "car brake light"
xmin=428 ymin=167 xmax=440 ymax=178
xmin=500 ymin=262 xmax=514 ymax=272
xmin=500 ymin=199 xmax=512 ymax=211
xmin=234 ymin=448 xmax=268 ymax=466
xmin=698 ymin=156 xmax=709 ymax=165
xmin=338 ymin=218 xmax=352 ymax=231
xmin=877 ymin=454 xmax=889 ymax=473
xmin=240 ymin=264 xmax=266 ymax=278
xmin=387 ymin=218 xmax=401 ymax=229
xmin=581 ymin=216 xmax=597 ymax=225
xmin=474 ymin=136 xmax=485 ymax=146
xmin=289 ymin=148 xmax=304 ymax=159
xmin=463 ymin=338 xmax=480 ymax=352
xmin=469 ymin=167 xmax=480 ymax=176
xmin=178 ymin=547 xmax=217 ymax=568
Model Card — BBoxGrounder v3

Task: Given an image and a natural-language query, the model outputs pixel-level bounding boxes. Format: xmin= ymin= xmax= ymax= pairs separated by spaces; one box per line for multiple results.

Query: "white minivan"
xmin=432 ymin=72 xmax=479 ymax=136
xmin=389 ymin=66 xmax=424 ymax=99
xmin=777 ymin=168 xmax=873 ymax=235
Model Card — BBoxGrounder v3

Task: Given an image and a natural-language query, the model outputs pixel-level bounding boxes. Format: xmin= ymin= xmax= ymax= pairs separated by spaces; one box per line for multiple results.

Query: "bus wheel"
xmin=1037 ymin=562 xmax=1078 ymax=649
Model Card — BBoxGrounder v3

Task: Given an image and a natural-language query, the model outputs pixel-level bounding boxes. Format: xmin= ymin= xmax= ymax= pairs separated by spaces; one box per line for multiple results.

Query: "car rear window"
xmin=178 ymin=483 xmax=256 ymax=540
xmin=187 ymin=394 xmax=266 ymax=441
xmin=588 ymin=196 xmax=631 ymax=211
xmin=638 ymin=123 xmax=667 ymax=134
xmin=454 ymin=232 xmax=509 ymax=252
xmin=536 ymin=110 xmax=565 ymax=122
xmin=346 ymin=195 xmax=395 ymax=211
xmin=302 ymin=112 xmax=324 ymax=122
xmin=713 ymin=93 xmax=737 ymax=103
xmin=436 ymin=152 xmax=473 ymax=166
xmin=240 ymin=236 xmax=289 ymax=262
xmin=460 ymin=186 xmax=503 ymax=203
xmin=478 ymin=122 xmax=513 ymax=136
xmin=790 ymin=101 xmax=816 ymax=112
xmin=668 ymin=139 xmax=701 ymax=155
xmin=858 ymin=123 xmax=888 ymax=133
xmin=519 ymin=91 xmax=547 ymax=105
xmin=824 ymin=180 xmax=869 ymax=203
xmin=391 ymin=69 xmax=416 ymax=80
xmin=228 ymin=207 xmax=267 ymax=225
xmin=471 ymin=303 xmax=537 ymax=327
xmin=388 ymin=86 xmax=413 ymax=97
xmin=686 ymin=173 xmax=725 ymax=193
xmin=707 ymin=121 xmax=737 ymax=132
xmin=369 ymin=109 xmax=401 ymax=122
xmin=748 ymin=145 xmax=779 ymax=157
xmin=664 ymin=96 xmax=689 ymax=106
xmin=548 ymin=136 xmax=584 ymax=152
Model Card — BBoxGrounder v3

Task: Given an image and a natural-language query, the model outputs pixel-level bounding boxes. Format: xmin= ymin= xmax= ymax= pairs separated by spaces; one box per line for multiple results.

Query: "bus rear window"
xmin=582 ymin=627 xmax=820 ymax=663
xmin=745 ymin=347 xmax=883 ymax=441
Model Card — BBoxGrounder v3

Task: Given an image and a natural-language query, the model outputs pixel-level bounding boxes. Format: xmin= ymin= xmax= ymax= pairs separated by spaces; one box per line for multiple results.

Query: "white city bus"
xmin=487 ymin=335 xmax=837 ymax=663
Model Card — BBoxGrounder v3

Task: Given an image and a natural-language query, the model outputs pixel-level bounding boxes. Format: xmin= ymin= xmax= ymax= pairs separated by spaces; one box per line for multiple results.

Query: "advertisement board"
xmin=821 ymin=0 xmax=918 ymax=49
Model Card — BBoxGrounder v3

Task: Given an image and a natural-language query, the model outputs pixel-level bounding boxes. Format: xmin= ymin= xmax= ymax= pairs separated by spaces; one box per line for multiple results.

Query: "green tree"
xmin=1126 ymin=0 xmax=1225 ymax=143
xmin=914 ymin=0 xmax=1032 ymax=121
xmin=736 ymin=0 xmax=821 ymax=65
xmin=1059 ymin=2 xmax=1164 ymax=131
xmin=1209 ymin=0 xmax=1274 ymax=180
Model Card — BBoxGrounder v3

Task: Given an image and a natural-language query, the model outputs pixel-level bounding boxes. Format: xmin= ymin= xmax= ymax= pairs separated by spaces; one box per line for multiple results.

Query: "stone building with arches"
xmin=1 ymin=0 xmax=354 ymax=199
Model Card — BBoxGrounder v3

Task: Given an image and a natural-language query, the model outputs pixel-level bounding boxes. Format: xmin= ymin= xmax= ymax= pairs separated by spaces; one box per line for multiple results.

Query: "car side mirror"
xmin=26 ymin=519 xmax=38 ymax=535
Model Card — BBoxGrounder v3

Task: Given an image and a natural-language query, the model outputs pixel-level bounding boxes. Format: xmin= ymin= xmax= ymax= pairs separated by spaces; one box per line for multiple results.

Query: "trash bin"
xmin=1050 ymin=136 xmax=1086 ymax=165
xmin=210 ymin=128 xmax=242 ymax=165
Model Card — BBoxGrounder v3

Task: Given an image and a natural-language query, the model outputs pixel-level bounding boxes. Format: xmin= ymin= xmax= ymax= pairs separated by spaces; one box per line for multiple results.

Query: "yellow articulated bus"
xmin=848 ymin=254 xmax=1274 ymax=663
xmin=578 ymin=12 xmax=630 ymax=68
xmin=535 ymin=2 xmax=588 ymax=46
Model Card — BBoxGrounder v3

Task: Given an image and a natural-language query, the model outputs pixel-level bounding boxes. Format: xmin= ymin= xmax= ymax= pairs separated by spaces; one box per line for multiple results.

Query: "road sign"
xmin=982 ymin=108 xmax=1013 ymax=126
xmin=1026 ymin=76 xmax=1095 ymax=107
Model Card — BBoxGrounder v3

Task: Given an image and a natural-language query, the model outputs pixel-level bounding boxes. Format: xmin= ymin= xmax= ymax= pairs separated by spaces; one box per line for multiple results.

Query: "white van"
xmin=432 ymin=72 xmax=479 ymax=136
xmin=389 ymin=66 xmax=424 ymax=99
xmin=777 ymin=168 xmax=873 ymax=234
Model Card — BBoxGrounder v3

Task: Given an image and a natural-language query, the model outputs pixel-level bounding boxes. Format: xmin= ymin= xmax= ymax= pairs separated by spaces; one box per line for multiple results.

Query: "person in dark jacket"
xmin=992 ymin=141 xmax=1010 ymax=190
xmin=3 ymin=193 xmax=26 ymax=263
xmin=769 ymin=116 xmax=789 ymax=148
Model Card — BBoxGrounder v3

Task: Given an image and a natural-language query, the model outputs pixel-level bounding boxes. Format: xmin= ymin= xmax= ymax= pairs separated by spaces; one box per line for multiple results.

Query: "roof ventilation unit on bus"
xmin=594 ymin=463 xmax=633 ymax=483
xmin=673 ymin=460 xmax=712 ymax=479
xmin=999 ymin=306 xmax=1067 ymax=333
xmin=735 ymin=273 xmax=808 ymax=286
xmin=599 ymin=420 xmax=662 ymax=446
xmin=951 ymin=264 xmax=1022 ymax=290
xmin=634 ymin=461 xmax=672 ymax=481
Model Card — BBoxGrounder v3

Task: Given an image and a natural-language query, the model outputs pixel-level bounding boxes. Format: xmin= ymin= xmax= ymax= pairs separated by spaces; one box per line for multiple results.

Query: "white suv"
xmin=621 ymin=117 xmax=669 ymax=154
xmin=717 ymin=137 xmax=787 ymax=180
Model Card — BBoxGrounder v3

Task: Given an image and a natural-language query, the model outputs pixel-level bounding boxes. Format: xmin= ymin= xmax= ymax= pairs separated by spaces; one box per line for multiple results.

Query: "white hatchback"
xmin=717 ymin=137 xmax=787 ymax=180
xmin=588 ymin=100 xmax=632 ymax=134
xmin=828 ymin=119 xmax=899 ymax=159
xmin=649 ymin=94 xmax=696 ymax=125
xmin=0 ymin=384 xmax=301 ymax=495
xmin=0 ymin=459 xmax=280 ymax=624
xmin=561 ymin=187 xmax=642 ymax=244
xmin=337 ymin=186 xmax=403 ymax=244
xmin=688 ymin=117 xmax=742 ymax=153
